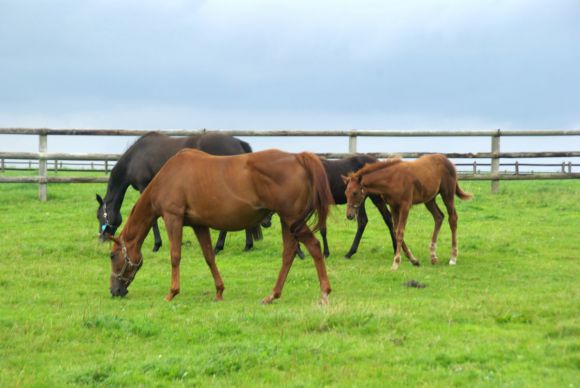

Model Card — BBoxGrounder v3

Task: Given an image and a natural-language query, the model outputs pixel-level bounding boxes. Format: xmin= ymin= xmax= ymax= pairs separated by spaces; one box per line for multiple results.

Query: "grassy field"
xmin=0 ymin=175 xmax=578 ymax=386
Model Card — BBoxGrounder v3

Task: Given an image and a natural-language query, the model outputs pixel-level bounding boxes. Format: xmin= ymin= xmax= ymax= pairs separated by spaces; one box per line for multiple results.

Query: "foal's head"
xmin=108 ymin=236 xmax=142 ymax=297
xmin=342 ymin=174 xmax=366 ymax=220
xmin=96 ymin=194 xmax=121 ymax=241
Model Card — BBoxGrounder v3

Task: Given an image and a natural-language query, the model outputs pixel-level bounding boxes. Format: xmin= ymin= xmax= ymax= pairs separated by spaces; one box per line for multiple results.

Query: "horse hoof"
xmin=262 ymin=295 xmax=275 ymax=305
xmin=164 ymin=294 xmax=174 ymax=301
xmin=449 ymin=259 xmax=457 ymax=266
xmin=431 ymin=258 xmax=438 ymax=265
xmin=412 ymin=261 xmax=421 ymax=267
xmin=153 ymin=244 xmax=162 ymax=252
xmin=391 ymin=264 xmax=400 ymax=271
xmin=243 ymin=245 xmax=253 ymax=252
xmin=214 ymin=295 xmax=224 ymax=302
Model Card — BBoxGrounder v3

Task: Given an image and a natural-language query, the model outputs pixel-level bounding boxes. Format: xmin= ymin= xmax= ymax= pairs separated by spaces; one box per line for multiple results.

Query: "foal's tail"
xmin=455 ymin=182 xmax=473 ymax=200
xmin=295 ymin=152 xmax=335 ymax=233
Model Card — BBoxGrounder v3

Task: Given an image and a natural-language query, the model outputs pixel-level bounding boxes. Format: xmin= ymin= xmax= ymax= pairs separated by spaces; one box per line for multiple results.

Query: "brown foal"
xmin=343 ymin=154 xmax=472 ymax=270
xmin=107 ymin=149 xmax=334 ymax=304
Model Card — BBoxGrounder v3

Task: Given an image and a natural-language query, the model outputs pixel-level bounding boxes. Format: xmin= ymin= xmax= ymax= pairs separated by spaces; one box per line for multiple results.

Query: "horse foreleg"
xmin=295 ymin=225 xmax=332 ymax=305
xmin=369 ymin=194 xmax=397 ymax=254
xmin=152 ymin=220 xmax=163 ymax=252
xmin=263 ymin=222 xmax=298 ymax=304
xmin=344 ymin=200 xmax=368 ymax=259
xmin=213 ymin=231 xmax=227 ymax=254
xmin=425 ymin=199 xmax=444 ymax=265
xmin=164 ymin=218 xmax=183 ymax=301
xmin=194 ymin=226 xmax=225 ymax=301
xmin=243 ymin=229 xmax=254 ymax=251
xmin=320 ymin=227 xmax=330 ymax=258
xmin=391 ymin=205 xmax=411 ymax=271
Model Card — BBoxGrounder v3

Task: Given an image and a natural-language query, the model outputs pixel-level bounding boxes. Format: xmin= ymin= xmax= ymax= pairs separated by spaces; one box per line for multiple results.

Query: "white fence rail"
xmin=1 ymin=128 xmax=579 ymax=201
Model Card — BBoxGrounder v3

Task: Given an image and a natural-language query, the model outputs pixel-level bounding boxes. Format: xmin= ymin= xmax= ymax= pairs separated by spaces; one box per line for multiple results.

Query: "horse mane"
xmin=351 ymin=158 xmax=403 ymax=179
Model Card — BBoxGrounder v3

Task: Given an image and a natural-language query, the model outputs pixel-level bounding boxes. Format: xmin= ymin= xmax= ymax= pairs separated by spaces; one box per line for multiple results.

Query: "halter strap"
xmin=112 ymin=238 xmax=142 ymax=284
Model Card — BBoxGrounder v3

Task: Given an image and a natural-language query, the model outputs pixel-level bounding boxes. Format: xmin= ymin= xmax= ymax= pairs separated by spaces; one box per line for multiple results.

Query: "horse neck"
xmin=104 ymin=163 xmax=130 ymax=214
xmin=119 ymin=190 xmax=157 ymax=252
xmin=360 ymin=164 xmax=398 ymax=194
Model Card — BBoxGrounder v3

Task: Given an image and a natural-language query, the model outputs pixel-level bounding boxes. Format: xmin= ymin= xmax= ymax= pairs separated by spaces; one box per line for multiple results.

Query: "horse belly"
xmin=184 ymin=202 xmax=267 ymax=231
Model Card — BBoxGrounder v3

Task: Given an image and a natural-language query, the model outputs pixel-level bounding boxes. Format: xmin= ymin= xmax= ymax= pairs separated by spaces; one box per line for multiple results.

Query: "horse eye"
xmin=110 ymin=252 xmax=116 ymax=260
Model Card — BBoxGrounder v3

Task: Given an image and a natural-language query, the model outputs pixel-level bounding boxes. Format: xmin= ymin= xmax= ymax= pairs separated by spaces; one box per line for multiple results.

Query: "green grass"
xmin=0 ymin=177 xmax=579 ymax=386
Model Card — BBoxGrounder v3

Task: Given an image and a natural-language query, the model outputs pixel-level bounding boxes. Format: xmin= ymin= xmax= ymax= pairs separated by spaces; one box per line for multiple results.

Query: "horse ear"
xmin=341 ymin=175 xmax=350 ymax=184
xmin=96 ymin=194 xmax=103 ymax=206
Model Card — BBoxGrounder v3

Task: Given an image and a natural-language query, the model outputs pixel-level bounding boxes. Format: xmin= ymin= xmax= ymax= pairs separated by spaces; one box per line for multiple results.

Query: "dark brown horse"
xmin=343 ymin=154 xmax=472 ymax=270
xmin=107 ymin=149 xmax=334 ymax=304
xmin=96 ymin=132 xmax=262 ymax=253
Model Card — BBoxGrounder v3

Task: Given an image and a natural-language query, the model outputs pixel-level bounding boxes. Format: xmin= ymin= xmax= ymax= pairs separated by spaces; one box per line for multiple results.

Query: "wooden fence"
xmin=1 ymin=128 xmax=579 ymax=201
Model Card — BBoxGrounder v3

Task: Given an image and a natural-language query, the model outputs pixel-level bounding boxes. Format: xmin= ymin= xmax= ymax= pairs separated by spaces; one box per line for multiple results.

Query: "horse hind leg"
xmin=441 ymin=191 xmax=459 ymax=265
xmin=425 ymin=199 xmax=445 ymax=265
xmin=263 ymin=221 xmax=299 ymax=304
xmin=294 ymin=225 xmax=332 ymax=304
xmin=194 ymin=226 xmax=225 ymax=301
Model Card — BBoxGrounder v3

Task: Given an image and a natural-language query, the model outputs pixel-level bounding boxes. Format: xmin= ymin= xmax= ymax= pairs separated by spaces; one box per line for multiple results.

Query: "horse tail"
xmin=294 ymin=152 xmax=335 ymax=233
xmin=455 ymin=182 xmax=473 ymax=200
xmin=240 ymin=140 xmax=253 ymax=154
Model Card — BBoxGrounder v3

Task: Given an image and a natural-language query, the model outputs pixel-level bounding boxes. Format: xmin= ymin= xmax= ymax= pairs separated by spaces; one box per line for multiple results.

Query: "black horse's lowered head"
xmin=96 ymin=194 xmax=120 ymax=241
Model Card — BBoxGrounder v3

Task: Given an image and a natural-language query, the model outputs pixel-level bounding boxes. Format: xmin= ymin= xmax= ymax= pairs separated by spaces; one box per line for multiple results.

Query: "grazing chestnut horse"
xmin=343 ymin=154 xmax=472 ymax=270
xmin=107 ymin=149 xmax=334 ymax=304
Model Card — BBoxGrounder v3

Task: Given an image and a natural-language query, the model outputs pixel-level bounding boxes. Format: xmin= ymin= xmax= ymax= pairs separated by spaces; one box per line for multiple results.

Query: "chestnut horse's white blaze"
xmin=343 ymin=154 xmax=472 ymax=270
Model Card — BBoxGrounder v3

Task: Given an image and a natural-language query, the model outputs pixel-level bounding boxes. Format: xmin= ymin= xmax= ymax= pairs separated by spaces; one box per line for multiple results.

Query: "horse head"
xmin=342 ymin=174 xmax=366 ymax=221
xmin=107 ymin=234 xmax=142 ymax=297
xmin=96 ymin=194 xmax=121 ymax=241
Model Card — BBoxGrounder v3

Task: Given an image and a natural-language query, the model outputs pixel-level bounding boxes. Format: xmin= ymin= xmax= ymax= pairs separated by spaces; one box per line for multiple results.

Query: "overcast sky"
xmin=0 ymin=0 xmax=579 ymax=154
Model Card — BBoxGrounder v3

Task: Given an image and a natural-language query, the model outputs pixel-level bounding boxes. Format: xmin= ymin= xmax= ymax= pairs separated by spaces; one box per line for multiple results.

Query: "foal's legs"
xmin=369 ymin=195 xmax=397 ymax=254
xmin=344 ymin=201 xmax=368 ymax=259
xmin=441 ymin=193 xmax=459 ymax=265
xmin=263 ymin=222 xmax=299 ymax=304
xmin=193 ymin=226 xmax=225 ymax=300
xmin=164 ymin=217 xmax=183 ymax=301
xmin=391 ymin=205 xmax=419 ymax=269
xmin=425 ymin=199 xmax=445 ymax=265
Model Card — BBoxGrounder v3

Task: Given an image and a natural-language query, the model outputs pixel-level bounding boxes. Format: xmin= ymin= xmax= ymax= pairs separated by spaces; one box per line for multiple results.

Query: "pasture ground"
xmin=0 ymin=176 xmax=579 ymax=386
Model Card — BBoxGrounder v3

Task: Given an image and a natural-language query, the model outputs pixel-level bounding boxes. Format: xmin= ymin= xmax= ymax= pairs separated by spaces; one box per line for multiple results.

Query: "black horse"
xmin=319 ymin=155 xmax=397 ymax=258
xmin=96 ymin=132 xmax=262 ymax=252
xmin=261 ymin=155 xmax=397 ymax=259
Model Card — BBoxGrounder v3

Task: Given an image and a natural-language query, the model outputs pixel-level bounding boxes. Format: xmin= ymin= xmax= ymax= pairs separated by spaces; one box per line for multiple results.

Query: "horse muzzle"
xmin=110 ymin=285 xmax=129 ymax=297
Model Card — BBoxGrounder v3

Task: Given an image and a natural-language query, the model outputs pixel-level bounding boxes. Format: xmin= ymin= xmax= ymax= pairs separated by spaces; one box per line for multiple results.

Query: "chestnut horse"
xmin=107 ymin=149 xmax=334 ymax=304
xmin=343 ymin=154 xmax=472 ymax=270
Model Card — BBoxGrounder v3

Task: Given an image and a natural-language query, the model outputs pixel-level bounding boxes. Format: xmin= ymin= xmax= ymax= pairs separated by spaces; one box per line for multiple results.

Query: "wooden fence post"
xmin=1 ymin=158 xmax=4 ymax=172
xmin=39 ymin=131 xmax=48 ymax=201
xmin=349 ymin=134 xmax=357 ymax=153
xmin=515 ymin=161 xmax=519 ymax=175
xmin=491 ymin=130 xmax=501 ymax=193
